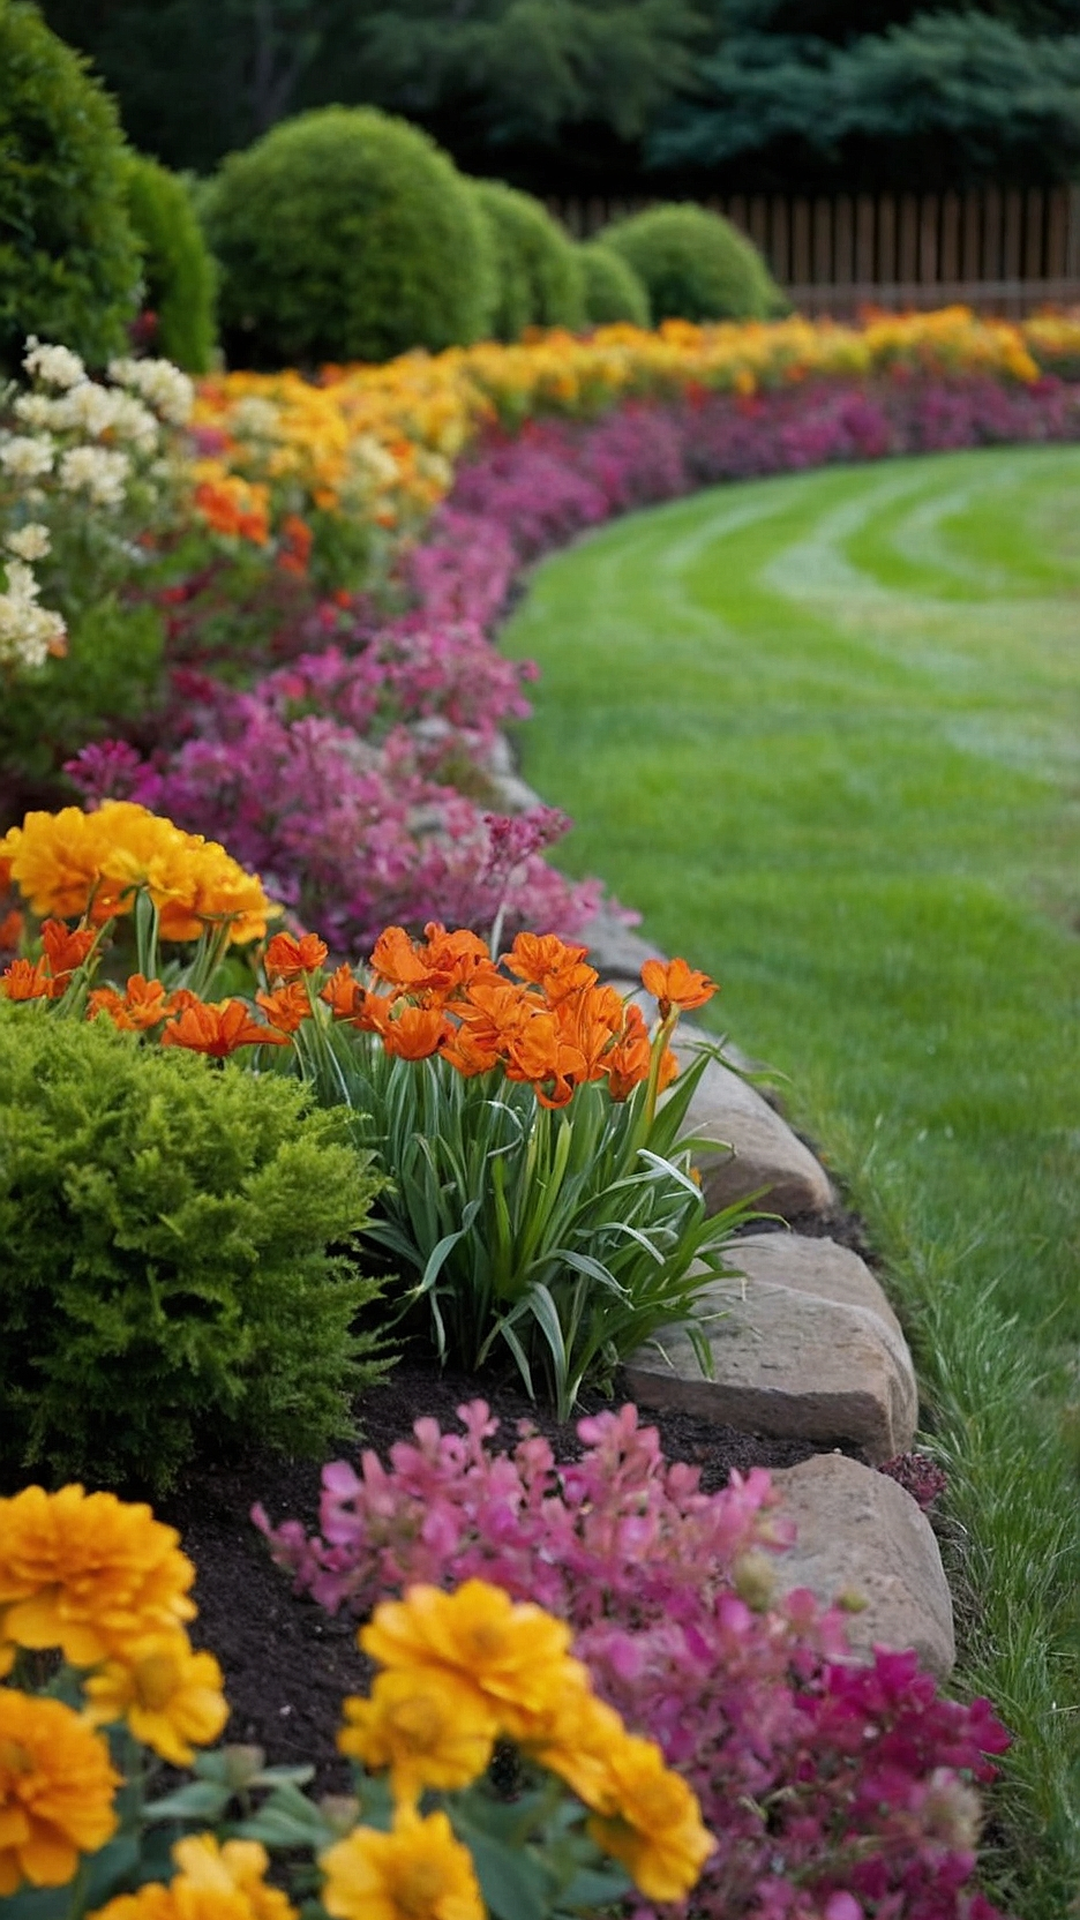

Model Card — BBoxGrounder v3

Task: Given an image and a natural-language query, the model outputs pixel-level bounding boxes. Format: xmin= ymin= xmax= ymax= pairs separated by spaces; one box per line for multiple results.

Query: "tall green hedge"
xmin=577 ymin=239 xmax=651 ymax=327
xmin=601 ymin=202 xmax=788 ymax=324
xmin=0 ymin=1008 xmax=388 ymax=1491
xmin=205 ymin=106 xmax=496 ymax=367
xmin=0 ymin=0 xmax=142 ymax=370
xmin=470 ymin=180 xmax=586 ymax=340
xmin=123 ymin=152 xmax=217 ymax=372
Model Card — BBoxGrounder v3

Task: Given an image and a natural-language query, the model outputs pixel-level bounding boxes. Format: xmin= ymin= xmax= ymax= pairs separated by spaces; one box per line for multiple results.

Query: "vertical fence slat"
xmin=960 ymin=191 xmax=981 ymax=280
xmin=878 ymin=194 xmax=897 ymax=288
xmin=1047 ymin=187 xmax=1069 ymax=277
xmin=770 ymin=196 xmax=790 ymax=284
xmin=919 ymin=194 xmax=939 ymax=284
xmin=813 ymin=197 xmax=832 ymax=284
xmin=748 ymin=193 xmax=769 ymax=256
xmin=728 ymin=193 xmax=748 ymax=236
xmin=898 ymin=193 xmax=919 ymax=282
xmin=983 ymin=186 xmax=1002 ymax=279
xmin=792 ymin=198 xmax=811 ymax=285
xmin=834 ymin=194 xmax=854 ymax=285
xmin=1024 ymin=187 xmax=1045 ymax=280
xmin=940 ymin=191 xmax=960 ymax=282
xmin=855 ymin=193 xmax=875 ymax=283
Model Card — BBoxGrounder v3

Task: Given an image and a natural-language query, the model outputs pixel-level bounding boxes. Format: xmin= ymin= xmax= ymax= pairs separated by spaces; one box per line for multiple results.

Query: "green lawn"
xmin=501 ymin=445 xmax=1080 ymax=1916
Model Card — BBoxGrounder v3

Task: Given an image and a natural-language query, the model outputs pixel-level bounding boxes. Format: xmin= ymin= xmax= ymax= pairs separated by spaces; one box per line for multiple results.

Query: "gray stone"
xmin=677 ymin=1041 xmax=834 ymax=1218
xmin=623 ymin=1232 xmax=918 ymax=1461
xmin=580 ymin=906 xmax=665 ymax=980
xmin=769 ymin=1452 xmax=955 ymax=1677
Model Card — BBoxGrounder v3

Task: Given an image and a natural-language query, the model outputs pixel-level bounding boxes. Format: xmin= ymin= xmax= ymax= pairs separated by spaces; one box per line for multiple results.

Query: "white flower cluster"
xmin=58 ymin=444 xmax=131 ymax=508
xmin=0 ymin=545 xmax=65 ymax=672
xmin=107 ymin=355 xmax=194 ymax=427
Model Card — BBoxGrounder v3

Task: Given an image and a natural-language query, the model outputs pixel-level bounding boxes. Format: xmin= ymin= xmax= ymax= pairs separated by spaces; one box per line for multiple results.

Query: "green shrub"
xmin=470 ymin=180 xmax=585 ymax=340
xmin=0 ymin=1 xmax=143 ymax=370
xmin=577 ymin=239 xmax=650 ymax=328
xmin=601 ymin=203 xmax=787 ymax=324
xmin=123 ymin=152 xmax=218 ymax=372
xmin=204 ymin=107 xmax=496 ymax=367
xmin=0 ymin=1008 xmax=388 ymax=1491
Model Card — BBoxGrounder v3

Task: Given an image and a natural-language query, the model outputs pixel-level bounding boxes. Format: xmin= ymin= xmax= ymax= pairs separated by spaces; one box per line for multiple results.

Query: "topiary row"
xmin=3 ymin=3 xmax=786 ymax=373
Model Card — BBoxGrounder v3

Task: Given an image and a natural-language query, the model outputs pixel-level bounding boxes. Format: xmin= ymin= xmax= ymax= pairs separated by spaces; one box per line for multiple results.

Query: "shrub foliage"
xmin=577 ymin=238 xmax=651 ymax=326
xmin=205 ymin=106 xmax=496 ymax=366
xmin=123 ymin=153 xmax=218 ymax=372
xmin=601 ymin=202 xmax=786 ymax=323
xmin=470 ymin=180 xmax=585 ymax=339
xmin=0 ymin=1007 xmax=387 ymax=1490
xmin=0 ymin=0 xmax=142 ymax=370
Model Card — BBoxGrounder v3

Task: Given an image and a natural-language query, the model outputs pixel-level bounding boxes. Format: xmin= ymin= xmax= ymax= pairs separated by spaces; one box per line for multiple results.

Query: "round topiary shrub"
xmin=0 ymin=1006 xmax=388 ymax=1491
xmin=470 ymin=180 xmax=585 ymax=340
xmin=577 ymin=238 xmax=650 ymax=327
xmin=123 ymin=153 xmax=218 ymax=372
xmin=0 ymin=0 xmax=143 ymax=370
xmin=601 ymin=202 xmax=788 ymax=324
xmin=205 ymin=107 xmax=497 ymax=367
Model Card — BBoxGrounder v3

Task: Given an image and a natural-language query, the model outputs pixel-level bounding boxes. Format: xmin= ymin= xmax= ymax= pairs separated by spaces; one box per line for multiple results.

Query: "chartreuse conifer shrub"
xmin=0 ymin=1006 xmax=388 ymax=1492
xmin=601 ymin=202 xmax=788 ymax=324
xmin=469 ymin=180 xmax=586 ymax=340
xmin=577 ymin=238 xmax=651 ymax=327
xmin=122 ymin=153 xmax=218 ymax=372
xmin=0 ymin=0 xmax=143 ymax=370
xmin=204 ymin=107 xmax=496 ymax=367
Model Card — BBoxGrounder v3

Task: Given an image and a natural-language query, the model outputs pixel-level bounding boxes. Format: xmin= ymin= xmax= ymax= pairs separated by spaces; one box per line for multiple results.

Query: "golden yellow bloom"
xmin=90 ymin=1833 xmax=297 ymax=1920
xmin=0 ymin=1483 xmax=196 ymax=1669
xmin=320 ymin=1808 xmax=483 ymax=1920
xmin=0 ymin=1688 xmax=119 ymax=1895
xmin=83 ymin=1629 xmax=229 ymax=1765
xmin=338 ymin=1667 xmax=496 ymax=1804
xmin=0 ymin=803 xmax=279 ymax=946
xmin=524 ymin=1687 xmax=628 ymax=1811
xmin=584 ymin=1732 xmax=714 ymax=1903
xmin=360 ymin=1578 xmax=585 ymax=1742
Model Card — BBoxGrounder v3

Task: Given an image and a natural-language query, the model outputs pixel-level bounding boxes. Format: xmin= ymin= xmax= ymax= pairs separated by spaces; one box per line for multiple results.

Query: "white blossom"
xmin=58 ymin=444 xmax=130 ymax=508
xmin=107 ymin=356 xmax=194 ymax=426
xmin=5 ymin=523 xmax=51 ymax=561
xmin=229 ymin=396 xmax=281 ymax=439
xmin=0 ymin=434 xmax=55 ymax=480
xmin=13 ymin=392 xmax=58 ymax=430
xmin=22 ymin=336 xmax=86 ymax=390
xmin=0 ymin=557 xmax=66 ymax=670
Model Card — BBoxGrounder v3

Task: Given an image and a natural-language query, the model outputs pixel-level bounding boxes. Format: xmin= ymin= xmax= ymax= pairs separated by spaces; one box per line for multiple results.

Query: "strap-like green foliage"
xmin=0 ymin=1007 xmax=388 ymax=1491
xmin=205 ymin=106 xmax=497 ymax=368
xmin=471 ymin=180 xmax=586 ymax=341
xmin=577 ymin=239 xmax=651 ymax=327
xmin=122 ymin=153 xmax=218 ymax=373
xmin=601 ymin=202 xmax=788 ymax=324
xmin=0 ymin=0 xmax=143 ymax=371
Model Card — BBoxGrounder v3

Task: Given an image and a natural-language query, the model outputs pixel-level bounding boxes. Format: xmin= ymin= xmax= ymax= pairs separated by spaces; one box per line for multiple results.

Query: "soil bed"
xmin=158 ymin=1358 xmax=857 ymax=1794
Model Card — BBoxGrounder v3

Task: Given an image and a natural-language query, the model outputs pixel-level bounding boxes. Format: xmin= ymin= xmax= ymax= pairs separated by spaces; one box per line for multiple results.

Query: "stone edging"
xmin=488 ymin=761 xmax=955 ymax=1680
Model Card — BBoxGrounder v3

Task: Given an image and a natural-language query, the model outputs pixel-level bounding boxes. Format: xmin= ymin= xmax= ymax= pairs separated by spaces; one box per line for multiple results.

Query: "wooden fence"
xmin=549 ymin=184 xmax=1080 ymax=317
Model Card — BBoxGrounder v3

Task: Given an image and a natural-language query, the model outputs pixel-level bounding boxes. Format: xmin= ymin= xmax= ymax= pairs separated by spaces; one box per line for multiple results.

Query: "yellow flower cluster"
xmin=190 ymin=305 xmax=1079 ymax=551
xmin=0 ymin=1486 xmax=229 ymax=1897
xmin=92 ymin=1834 xmax=296 ymax=1920
xmin=0 ymin=801 xmax=280 ymax=945
xmin=328 ymin=1578 xmax=715 ymax=1911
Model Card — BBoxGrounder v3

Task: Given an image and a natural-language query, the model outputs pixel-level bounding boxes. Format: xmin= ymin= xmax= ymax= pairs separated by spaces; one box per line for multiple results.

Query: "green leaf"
xmin=144 ymin=1779 xmax=234 ymax=1821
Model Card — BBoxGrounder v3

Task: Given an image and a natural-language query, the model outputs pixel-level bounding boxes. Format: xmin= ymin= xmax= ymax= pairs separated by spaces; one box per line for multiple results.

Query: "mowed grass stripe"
xmin=501 ymin=445 xmax=1080 ymax=1915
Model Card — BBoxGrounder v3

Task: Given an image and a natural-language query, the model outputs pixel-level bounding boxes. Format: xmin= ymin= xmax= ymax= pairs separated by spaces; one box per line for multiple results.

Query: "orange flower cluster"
xmin=321 ymin=924 xmax=699 ymax=1109
xmin=192 ymin=468 xmax=270 ymax=544
xmin=0 ymin=1688 xmax=120 ymax=1895
xmin=0 ymin=803 xmax=279 ymax=945
xmin=93 ymin=1835 xmax=296 ymax=1920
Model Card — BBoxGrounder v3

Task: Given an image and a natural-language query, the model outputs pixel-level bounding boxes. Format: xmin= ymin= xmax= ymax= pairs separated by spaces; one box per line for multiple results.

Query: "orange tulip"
xmin=380 ymin=1005 xmax=453 ymax=1061
xmin=0 ymin=909 xmax=24 ymax=951
xmin=160 ymin=999 xmax=290 ymax=1058
xmin=88 ymin=974 xmax=178 ymax=1032
xmin=320 ymin=963 xmax=363 ymax=1021
xmin=604 ymin=1003 xmax=653 ymax=1101
xmin=0 ymin=958 xmax=50 ymax=1002
xmin=640 ymin=957 xmax=717 ymax=1020
xmin=40 ymin=919 xmax=96 ymax=990
xmin=255 ymin=982 xmax=312 ymax=1034
xmin=264 ymin=931 xmax=328 ymax=981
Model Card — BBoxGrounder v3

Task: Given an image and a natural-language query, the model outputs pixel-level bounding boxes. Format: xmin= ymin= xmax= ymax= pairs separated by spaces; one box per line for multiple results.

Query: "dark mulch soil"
xmin=156 ymin=1358 xmax=861 ymax=1795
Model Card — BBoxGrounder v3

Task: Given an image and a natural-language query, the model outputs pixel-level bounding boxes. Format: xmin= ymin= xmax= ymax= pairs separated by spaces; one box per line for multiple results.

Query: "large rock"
xmin=770 ymin=1452 xmax=956 ymax=1677
xmin=622 ymin=1232 xmax=918 ymax=1461
xmin=679 ymin=1044 xmax=834 ymax=1216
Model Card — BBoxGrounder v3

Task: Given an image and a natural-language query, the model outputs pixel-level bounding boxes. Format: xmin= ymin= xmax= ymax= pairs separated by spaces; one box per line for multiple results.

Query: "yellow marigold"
xmin=584 ymin=1732 xmax=715 ymax=1903
xmin=359 ymin=1578 xmax=585 ymax=1743
xmin=523 ymin=1688 xmax=628 ymax=1811
xmin=0 ymin=803 xmax=279 ymax=945
xmin=320 ymin=1808 xmax=482 ymax=1920
xmin=0 ymin=1688 xmax=119 ymax=1894
xmin=90 ymin=1833 xmax=296 ymax=1920
xmin=0 ymin=1483 xmax=196 ymax=1669
xmin=338 ymin=1667 xmax=496 ymax=1805
xmin=83 ymin=1629 xmax=229 ymax=1765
